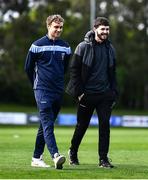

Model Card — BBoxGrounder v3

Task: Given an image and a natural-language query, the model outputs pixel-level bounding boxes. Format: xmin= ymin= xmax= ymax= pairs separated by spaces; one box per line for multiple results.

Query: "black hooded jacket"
xmin=66 ymin=30 xmax=118 ymax=98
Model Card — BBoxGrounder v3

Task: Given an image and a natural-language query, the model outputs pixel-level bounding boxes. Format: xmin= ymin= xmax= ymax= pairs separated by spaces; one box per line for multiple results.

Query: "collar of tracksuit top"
xmin=30 ymin=35 xmax=71 ymax=55
xmin=83 ymin=30 xmax=116 ymax=68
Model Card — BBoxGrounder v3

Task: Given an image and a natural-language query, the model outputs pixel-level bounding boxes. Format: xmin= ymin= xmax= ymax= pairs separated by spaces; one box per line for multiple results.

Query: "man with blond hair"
xmin=25 ymin=14 xmax=71 ymax=169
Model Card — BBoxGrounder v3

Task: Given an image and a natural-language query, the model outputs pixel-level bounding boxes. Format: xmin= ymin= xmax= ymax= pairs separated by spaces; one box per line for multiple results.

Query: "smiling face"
xmin=46 ymin=14 xmax=64 ymax=40
xmin=94 ymin=25 xmax=110 ymax=43
xmin=47 ymin=21 xmax=63 ymax=40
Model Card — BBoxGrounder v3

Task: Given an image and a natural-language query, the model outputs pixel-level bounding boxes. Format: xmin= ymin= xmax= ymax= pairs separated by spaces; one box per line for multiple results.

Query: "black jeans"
xmin=70 ymin=90 xmax=116 ymax=159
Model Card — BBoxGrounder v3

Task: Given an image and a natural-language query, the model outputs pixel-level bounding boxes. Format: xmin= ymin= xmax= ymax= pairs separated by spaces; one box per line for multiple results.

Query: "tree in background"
xmin=0 ymin=0 xmax=148 ymax=109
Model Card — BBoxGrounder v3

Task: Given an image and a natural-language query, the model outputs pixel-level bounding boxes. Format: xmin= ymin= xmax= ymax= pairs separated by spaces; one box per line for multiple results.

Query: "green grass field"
xmin=0 ymin=126 xmax=148 ymax=179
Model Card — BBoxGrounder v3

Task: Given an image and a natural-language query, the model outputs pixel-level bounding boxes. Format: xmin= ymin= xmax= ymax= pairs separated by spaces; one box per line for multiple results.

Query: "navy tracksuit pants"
xmin=33 ymin=89 xmax=62 ymax=159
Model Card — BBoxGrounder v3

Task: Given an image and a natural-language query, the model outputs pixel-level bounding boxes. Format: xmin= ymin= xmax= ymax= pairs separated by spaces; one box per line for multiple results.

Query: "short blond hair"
xmin=46 ymin=14 xmax=64 ymax=28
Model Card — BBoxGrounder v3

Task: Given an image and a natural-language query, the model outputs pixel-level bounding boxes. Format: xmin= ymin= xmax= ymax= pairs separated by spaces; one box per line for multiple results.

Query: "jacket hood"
xmin=84 ymin=30 xmax=95 ymax=43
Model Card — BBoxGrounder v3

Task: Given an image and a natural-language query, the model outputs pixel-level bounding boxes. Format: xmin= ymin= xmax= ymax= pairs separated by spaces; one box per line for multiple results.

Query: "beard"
xmin=96 ymin=32 xmax=108 ymax=41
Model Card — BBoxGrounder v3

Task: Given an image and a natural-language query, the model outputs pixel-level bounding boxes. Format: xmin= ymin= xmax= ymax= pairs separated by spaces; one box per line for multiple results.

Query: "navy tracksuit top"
xmin=25 ymin=35 xmax=71 ymax=94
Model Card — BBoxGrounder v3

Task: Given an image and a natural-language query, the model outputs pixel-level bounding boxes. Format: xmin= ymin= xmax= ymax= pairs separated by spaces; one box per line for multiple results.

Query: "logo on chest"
xmin=61 ymin=53 xmax=65 ymax=60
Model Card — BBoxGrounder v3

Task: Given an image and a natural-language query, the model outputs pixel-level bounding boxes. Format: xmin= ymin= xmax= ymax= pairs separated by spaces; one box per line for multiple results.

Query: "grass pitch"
xmin=0 ymin=126 xmax=148 ymax=179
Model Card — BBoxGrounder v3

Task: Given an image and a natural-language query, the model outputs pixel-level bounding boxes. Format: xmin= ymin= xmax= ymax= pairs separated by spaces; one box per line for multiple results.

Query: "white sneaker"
xmin=31 ymin=156 xmax=50 ymax=168
xmin=53 ymin=153 xmax=66 ymax=169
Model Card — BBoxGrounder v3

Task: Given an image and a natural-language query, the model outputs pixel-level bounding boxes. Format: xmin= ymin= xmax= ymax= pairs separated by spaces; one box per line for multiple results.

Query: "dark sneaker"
xmin=68 ymin=149 xmax=79 ymax=165
xmin=99 ymin=158 xmax=114 ymax=168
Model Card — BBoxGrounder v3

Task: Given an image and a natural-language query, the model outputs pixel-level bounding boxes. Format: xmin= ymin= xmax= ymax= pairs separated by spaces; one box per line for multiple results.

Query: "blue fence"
xmin=0 ymin=112 xmax=148 ymax=127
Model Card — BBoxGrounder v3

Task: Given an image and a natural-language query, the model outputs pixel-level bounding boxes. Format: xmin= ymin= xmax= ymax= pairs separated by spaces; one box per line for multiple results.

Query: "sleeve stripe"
xmin=29 ymin=44 xmax=71 ymax=55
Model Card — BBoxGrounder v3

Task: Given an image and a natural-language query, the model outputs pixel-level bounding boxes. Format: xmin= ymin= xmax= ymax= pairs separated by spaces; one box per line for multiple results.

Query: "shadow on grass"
xmin=64 ymin=163 xmax=148 ymax=171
